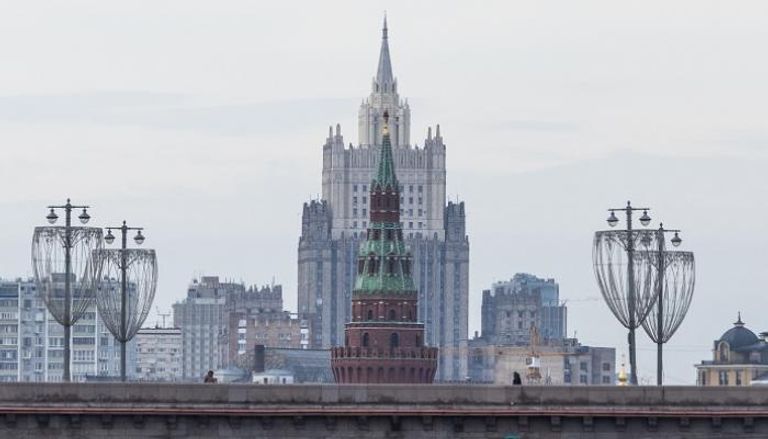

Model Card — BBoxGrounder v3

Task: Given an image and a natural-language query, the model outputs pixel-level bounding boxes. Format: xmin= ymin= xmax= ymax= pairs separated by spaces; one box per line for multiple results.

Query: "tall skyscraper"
xmin=298 ymin=18 xmax=469 ymax=381
xmin=331 ymin=111 xmax=438 ymax=384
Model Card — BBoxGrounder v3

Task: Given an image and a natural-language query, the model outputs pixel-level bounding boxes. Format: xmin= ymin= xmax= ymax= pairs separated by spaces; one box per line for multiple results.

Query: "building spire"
xmin=373 ymin=111 xmax=397 ymax=190
xmin=376 ymin=14 xmax=394 ymax=87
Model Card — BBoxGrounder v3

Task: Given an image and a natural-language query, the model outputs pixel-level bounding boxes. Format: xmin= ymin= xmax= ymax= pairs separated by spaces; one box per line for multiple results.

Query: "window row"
xmin=357 ymin=256 xmax=412 ymax=276
xmin=353 ymin=185 xmax=424 ymax=194
xmin=366 ymin=229 xmax=403 ymax=241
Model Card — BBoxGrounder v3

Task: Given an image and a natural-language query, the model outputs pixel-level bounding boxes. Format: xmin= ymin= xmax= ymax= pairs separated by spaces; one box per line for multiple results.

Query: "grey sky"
xmin=1 ymin=1 xmax=767 ymax=384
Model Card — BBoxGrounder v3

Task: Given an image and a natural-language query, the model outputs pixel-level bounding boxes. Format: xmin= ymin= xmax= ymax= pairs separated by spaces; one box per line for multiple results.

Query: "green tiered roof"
xmin=354 ymin=116 xmax=415 ymax=296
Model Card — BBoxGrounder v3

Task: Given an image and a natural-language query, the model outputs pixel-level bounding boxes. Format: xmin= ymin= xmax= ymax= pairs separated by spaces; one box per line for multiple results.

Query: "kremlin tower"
xmin=330 ymin=111 xmax=438 ymax=384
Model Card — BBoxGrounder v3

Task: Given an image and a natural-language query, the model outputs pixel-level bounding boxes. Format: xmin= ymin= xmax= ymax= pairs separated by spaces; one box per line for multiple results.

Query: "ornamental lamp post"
xmin=96 ymin=221 xmax=157 ymax=381
xmin=639 ymin=224 xmax=695 ymax=386
xmin=32 ymin=199 xmax=103 ymax=382
xmin=593 ymin=201 xmax=657 ymax=386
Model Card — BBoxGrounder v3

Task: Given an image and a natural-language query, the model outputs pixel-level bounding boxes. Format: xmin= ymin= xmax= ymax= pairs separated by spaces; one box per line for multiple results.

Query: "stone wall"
xmin=0 ymin=384 xmax=768 ymax=438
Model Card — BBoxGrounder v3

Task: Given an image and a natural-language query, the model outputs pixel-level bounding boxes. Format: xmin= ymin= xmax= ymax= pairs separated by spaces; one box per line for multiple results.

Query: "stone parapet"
xmin=1 ymin=384 xmax=768 ymax=437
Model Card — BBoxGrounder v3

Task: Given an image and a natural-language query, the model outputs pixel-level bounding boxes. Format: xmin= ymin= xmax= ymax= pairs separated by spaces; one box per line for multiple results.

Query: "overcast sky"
xmin=1 ymin=1 xmax=767 ymax=384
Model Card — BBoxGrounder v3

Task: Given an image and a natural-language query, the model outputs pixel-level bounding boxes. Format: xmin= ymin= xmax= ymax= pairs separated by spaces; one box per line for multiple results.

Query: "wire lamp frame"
xmin=593 ymin=229 xmax=660 ymax=383
xmin=95 ymin=248 xmax=157 ymax=379
xmin=639 ymin=246 xmax=695 ymax=384
xmin=31 ymin=226 xmax=104 ymax=381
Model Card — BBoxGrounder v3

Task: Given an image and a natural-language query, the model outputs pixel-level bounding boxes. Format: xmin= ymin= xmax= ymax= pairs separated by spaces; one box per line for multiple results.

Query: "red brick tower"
xmin=331 ymin=112 xmax=438 ymax=383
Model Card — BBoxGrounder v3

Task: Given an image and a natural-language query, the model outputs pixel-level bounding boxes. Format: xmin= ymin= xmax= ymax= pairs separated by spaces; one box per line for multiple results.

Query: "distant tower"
xmin=331 ymin=112 xmax=438 ymax=383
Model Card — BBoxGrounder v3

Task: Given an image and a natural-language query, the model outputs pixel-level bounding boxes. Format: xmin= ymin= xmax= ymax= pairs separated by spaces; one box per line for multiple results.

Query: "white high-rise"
xmin=0 ymin=278 xmax=126 ymax=382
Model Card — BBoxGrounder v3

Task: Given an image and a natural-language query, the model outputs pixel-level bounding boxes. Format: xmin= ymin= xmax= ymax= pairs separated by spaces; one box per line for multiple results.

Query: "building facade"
xmin=227 ymin=311 xmax=307 ymax=370
xmin=696 ymin=314 xmax=768 ymax=386
xmin=331 ymin=112 xmax=438 ymax=384
xmin=481 ymin=274 xmax=567 ymax=345
xmin=0 ymin=278 xmax=125 ymax=382
xmin=173 ymin=276 xmax=295 ymax=380
xmin=468 ymin=338 xmax=615 ymax=385
xmin=134 ymin=327 xmax=182 ymax=381
xmin=253 ymin=346 xmax=334 ymax=383
xmin=298 ymin=18 xmax=469 ymax=381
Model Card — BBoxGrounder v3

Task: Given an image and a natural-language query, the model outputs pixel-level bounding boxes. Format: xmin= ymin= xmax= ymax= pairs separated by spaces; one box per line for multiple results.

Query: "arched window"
xmin=367 ymin=309 xmax=374 ymax=320
xmin=415 ymin=334 xmax=420 ymax=346
xmin=388 ymin=257 xmax=396 ymax=275
xmin=362 ymin=332 xmax=370 ymax=348
xmin=386 ymin=229 xmax=394 ymax=240
xmin=402 ymin=259 xmax=411 ymax=276
xmin=718 ymin=342 xmax=729 ymax=362
xmin=390 ymin=332 xmax=399 ymax=348
xmin=389 ymin=309 xmax=396 ymax=321
xmin=357 ymin=259 xmax=365 ymax=275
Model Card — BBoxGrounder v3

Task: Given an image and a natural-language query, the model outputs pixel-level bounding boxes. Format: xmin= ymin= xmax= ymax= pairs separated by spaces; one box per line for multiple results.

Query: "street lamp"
xmin=593 ymin=201 xmax=656 ymax=386
xmin=31 ymin=199 xmax=103 ymax=382
xmin=96 ymin=221 xmax=158 ymax=382
xmin=639 ymin=224 xmax=695 ymax=386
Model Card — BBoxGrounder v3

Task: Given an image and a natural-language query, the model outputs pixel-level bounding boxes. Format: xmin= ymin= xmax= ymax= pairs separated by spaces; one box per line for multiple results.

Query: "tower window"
xmin=389 ymin=309 xmax=396 ymax=320
xmin=367 ymin=310 xmax=373 ymax=320
xmin=388 ymin=258 xmax=396 ymax=275
xmin=358 ymin=259 xmax=365 ymax=275
xmin=363 ymin=333 xmax=370 ymax=348
xmin=368 ymin=256 xmax=377 ymax=275
xmin=390 ymin=333 xmax=399 ymax=348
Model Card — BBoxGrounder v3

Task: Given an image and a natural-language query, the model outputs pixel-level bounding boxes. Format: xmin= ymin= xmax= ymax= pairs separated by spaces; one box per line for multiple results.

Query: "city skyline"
xmin=1 ymin=1 xmax=767 ymax=384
